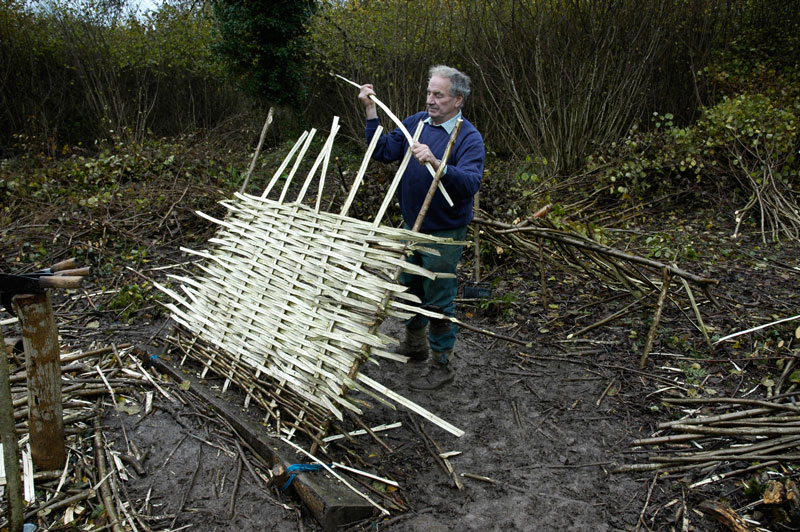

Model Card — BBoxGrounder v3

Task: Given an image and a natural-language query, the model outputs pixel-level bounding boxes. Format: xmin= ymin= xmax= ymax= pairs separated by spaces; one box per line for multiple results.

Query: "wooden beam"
xmin=151 ymin=355 xmax=375 ymax=532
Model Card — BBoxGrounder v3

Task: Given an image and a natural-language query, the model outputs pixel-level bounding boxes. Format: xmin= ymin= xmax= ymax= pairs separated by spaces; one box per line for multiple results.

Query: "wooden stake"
xmin=474 ymin=192 xmax=481 ymax=282
xmin=0 ymin=327 xmax=24 ymax=532
xmin=411 ymin=119 xmax=462 ymax=232
xmin=639 ymin=267 xmax=671 ymax=368
xmin=240 ymin=107 xmax=274 ymax=194
xmin=12 ymin=291 xmax=66 ymax=470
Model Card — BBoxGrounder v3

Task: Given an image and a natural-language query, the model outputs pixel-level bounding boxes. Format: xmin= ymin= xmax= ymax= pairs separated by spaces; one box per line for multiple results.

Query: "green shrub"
xmin=109 ymin=282 xmax=162 ymax=320
xmin=593 ymin=93 xmax=799 ymax=241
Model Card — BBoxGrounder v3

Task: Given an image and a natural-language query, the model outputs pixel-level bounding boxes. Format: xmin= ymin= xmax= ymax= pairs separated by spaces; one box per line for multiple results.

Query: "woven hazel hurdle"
xmin=155 ymin=116 xmax=465 ymax=444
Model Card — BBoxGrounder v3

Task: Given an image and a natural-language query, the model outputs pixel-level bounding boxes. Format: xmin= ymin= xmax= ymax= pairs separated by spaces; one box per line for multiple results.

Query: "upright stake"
xmin=0 ymin=328 xmax=24 ymax=532
xmin=639 ymin=268 xmax=671 ymax=369
xmin=411 ymin=119 xmax=463 ymax=232
xmin=474 ymin=192 xmax=481 ymax=282
xmin=240 ymin=107 xmax=274 ymax=194
xmin=12 ymin=291 xmax=66 ymax=470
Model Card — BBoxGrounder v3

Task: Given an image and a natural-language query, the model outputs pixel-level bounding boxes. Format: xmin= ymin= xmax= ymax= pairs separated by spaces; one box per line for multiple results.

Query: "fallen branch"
xmin=714 ymin=314 xmax=800 ymax=345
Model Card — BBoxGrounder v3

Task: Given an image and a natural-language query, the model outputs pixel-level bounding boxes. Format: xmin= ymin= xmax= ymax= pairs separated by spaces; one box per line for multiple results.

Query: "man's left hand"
xmin=412 ymin=142 xmax=440 ymax=170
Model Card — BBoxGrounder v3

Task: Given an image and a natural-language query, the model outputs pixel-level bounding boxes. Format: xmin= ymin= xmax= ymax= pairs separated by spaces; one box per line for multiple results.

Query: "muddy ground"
xmin=3 ymin=189 xmax=799 ymax=531
xmin=91 ymin=206 xmax=798 ymax=532
xmin=99 ymin=314 xmax=648 ymax=532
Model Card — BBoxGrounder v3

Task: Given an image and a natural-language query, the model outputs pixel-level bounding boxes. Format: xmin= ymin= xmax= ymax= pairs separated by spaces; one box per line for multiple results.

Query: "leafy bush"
xmin=593 ymin=93 xmax=799 ymax=241
xmin=211 ymin=0 xmax=317 ymax=105
xmin=109 ymin=282 xmax=163 ymax=321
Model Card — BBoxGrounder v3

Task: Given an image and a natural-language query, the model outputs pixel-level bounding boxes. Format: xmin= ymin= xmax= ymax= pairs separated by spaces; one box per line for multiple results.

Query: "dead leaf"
xmin=179 ymin=380 xmax=191 ymax=391
xmin=764 ymin=480 xmax=785 ymax=504
xmin=118 ymin=404 xmax=140 ymax=415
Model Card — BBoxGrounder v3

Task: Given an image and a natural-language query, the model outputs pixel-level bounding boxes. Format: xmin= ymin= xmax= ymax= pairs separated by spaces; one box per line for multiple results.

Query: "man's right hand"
xmin=359 ymin=84 xmax=378 ymax=120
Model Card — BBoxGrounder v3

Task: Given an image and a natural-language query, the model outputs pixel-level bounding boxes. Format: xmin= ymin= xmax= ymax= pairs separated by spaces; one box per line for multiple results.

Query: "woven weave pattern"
xmin=155 ymin=119 xmax=475 ymax=445
xmin=156 ymin=118 xmax=466 ymax=440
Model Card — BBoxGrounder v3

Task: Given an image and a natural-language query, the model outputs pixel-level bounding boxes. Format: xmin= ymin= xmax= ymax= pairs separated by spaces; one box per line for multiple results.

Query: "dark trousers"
xmin=400 ymin=225 xmax=468 ymax=353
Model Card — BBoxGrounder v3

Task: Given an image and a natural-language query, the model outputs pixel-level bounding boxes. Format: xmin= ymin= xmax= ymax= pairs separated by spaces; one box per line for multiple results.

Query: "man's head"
xmin=426 ymin=65 xmax=471 ymax=125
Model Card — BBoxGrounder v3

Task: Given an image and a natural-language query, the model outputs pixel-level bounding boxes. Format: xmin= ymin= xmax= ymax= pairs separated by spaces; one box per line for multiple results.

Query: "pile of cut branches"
xmin=473 ymin=209 xmax=719 ymax=366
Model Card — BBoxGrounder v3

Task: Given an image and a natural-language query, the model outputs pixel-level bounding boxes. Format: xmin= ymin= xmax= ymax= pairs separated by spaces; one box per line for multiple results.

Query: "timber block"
xmin=151 ymin=355 xmax=375 ymax=532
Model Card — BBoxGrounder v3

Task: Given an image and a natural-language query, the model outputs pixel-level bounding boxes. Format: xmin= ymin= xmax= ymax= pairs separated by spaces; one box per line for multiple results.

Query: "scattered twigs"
xmin=411 ymin=416 xmax=463 ymax=490
xmin=471 ymin=213 xmax=724 ymax=355
xmin=678 ymin=276 xmax=713 ymax=354
xmin=662 ymin=397 xmax=800 ymax=413
xmin=228 ymin=456 xmax=243 ymax=520
xmin=322 ymin=422 xmax=402 ymax=443
xmin=569 ymin=300 xmax=641 ymax=339
xmin=119 ymin=344 xmax=177 ymax=405
xmin=347 ymin=411 xmax=393 ymax=453
xmin=447 ymin=316 xmax=530 ymax=346
xmin=635 ymin=474 xmax=658 ymax=532
xmin=690 ymin=460 xmax=780 ymax=489
xmin=461 ymin=472 xmax=496 ymax=484
xmin=596 ymin=378 xmax=617 ymax=407
xmin=24 ymin=487 xmax=96 ymax=522
xmin=474 ymin=215 xmax=718 ymax=287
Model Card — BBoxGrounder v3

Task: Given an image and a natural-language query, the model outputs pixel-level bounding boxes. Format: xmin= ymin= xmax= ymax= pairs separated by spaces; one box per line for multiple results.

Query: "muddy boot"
xmin=394 ymin=325 xmax=429 ymax=362
xmin=410 ymin=350 xmax=454 ymax=390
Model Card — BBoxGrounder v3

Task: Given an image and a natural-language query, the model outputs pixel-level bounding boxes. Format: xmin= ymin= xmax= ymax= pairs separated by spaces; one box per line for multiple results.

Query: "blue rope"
xmin=280 ymin=463 xmax=327 ymax=491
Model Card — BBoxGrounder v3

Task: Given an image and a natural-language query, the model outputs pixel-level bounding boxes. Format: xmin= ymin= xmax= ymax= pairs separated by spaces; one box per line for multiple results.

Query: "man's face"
xmin=426 ymin=75 xmax=463 ymax=125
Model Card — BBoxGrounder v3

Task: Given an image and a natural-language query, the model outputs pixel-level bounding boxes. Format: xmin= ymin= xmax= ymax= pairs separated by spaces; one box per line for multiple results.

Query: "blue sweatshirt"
xmin=365 ymin=111 xmax=485 ymax=232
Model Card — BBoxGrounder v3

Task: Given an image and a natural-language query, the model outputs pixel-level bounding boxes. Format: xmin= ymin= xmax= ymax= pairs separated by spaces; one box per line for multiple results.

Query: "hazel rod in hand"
xmin=334 ymin=73 xmax=454 ymax=207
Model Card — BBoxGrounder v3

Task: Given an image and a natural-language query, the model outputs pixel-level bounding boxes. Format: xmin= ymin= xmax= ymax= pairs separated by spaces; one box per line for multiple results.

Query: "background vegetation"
xmin=1 ymin=0 xmax=798 ymax=240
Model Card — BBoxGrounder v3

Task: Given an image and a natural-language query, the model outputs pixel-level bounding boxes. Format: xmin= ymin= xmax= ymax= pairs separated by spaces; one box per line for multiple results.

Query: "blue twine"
xmin=142 ymin=354 xmax=159 ymax=369
xmin=280 ymin=463 xmax=327 ymax=491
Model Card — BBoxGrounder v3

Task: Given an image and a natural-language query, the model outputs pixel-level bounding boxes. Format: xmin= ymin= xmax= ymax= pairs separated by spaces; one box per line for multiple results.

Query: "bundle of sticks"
xmin=619 ymin=394 xmax=800 ymax=486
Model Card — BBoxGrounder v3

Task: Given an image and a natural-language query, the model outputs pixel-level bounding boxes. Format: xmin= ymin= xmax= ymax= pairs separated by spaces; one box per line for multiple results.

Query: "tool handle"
xmin=49 ymin=258 xmax=78 ymax=272
xmin=37 ymin=275 xmax=84 ymax=289
xmin=54 ymin=267 xmax=90 ymax=277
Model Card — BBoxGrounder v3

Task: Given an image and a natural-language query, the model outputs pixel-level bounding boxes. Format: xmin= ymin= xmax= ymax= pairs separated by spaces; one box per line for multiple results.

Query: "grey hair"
xmin=429 ymin=65 xmax=471 ymax=103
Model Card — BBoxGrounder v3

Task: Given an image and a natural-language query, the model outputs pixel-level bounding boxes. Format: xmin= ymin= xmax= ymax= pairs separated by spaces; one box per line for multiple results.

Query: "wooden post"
xmin=474 ymin=192 xmax=481 ymax=282
xmin=639 ymin=268 xmax=671 ymax=369
xmin=0 ymin=327 xmax=24 ymax=532
xmin=12 ymin=291 xmax=66 ymax=470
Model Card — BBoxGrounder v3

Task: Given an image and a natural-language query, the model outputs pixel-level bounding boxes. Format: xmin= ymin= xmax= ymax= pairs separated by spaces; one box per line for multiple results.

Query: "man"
xmin=358 ymin=65 xmax=485 ymax=390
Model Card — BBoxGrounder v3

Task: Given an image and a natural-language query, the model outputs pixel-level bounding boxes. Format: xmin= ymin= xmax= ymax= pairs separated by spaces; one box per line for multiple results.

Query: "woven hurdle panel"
xmin=156 ymin=119 xmax=464 ymax=441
